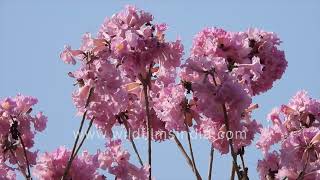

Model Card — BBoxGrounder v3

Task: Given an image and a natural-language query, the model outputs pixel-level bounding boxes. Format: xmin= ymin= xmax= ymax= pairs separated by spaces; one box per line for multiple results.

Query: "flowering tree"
xmin=1 ymin=5 xmax=319 ymax=180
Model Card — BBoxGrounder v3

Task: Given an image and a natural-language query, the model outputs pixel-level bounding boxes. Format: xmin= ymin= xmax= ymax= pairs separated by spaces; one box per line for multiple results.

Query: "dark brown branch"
xmin=239 ymin=148 xmax=248 ymax=180
xmin=230 ymin=163 xmax=235 ymax=180
xmin=72 ymin=117 xmax=95 ymax=158
xmin=9 ymin=149 xmax=29 ymax=180
xmin=222 ymin=104 xmax=242 ymax=179
xmin=17 ymin=134 xmax=32 ymax=180
xmin=297 ymin=152 xmax=310 ymax=180
xmin=208 ymin=70 xmax=242 ymax=179
xmin=62 ymin=87 xmax=94 ymax=180
xmin=185 ymin=123 xmax=201 ymax=180
xmin=123 ymin=120 xmax=144 ymax=166
xmin=142 ymin=82 xmax=152 ymax=180
xmin=207 ymin=144 xmax=214 ymax=180
xmin=171 ymin=132 xmax=202 ymax=180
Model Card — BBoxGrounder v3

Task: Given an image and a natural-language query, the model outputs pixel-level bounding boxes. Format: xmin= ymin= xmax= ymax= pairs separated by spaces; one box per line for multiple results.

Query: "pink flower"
xmin=125 ymin=30 xmax=140 ymax=48
xmin=33 ymin=147 xmax=102 ymax=180
xmin=34 ymin=112 xmax=47 ymax=132
xmin=61 ymin=5 xmax=183 ymax=142
xmin=181 ymin=47 xmax=261 ymax=154
xmin=98 ymin=140 xmax=149 ymax=180
xmin=153 ymin=84 xmax=191 ymax=132
xmin=0 ymin=163 xmax=16 ymax=180
xmin=190 ymin=27 xmax=287 ymax=95
xmin=257 ymin=151 xmax=280 ymax=180
xmin=59 ymin=45 xmax=83 ymax=65
xmin=0 ymin=94 xmax=47 ymax=173
xmin=257 ymin=91 xmax=320 ymax=179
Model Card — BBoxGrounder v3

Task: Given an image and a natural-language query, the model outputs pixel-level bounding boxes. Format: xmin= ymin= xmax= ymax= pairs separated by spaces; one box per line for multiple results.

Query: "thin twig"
xmin=72 ymin=117 xmax=95 ymax=159
xmin=230 ymin=163 xmax=235 ymax=180
xmin=17 ymin=134 xmax=32 ymax=180
xmin=185 ymin=123 xmax=200 ymax=180
xmin=208 ymin=71 xmax=242 ymax=179
xmin=62 ymin=87 xmax=94 ymax=180
xmin=141 ymin=79 xmax=152 ymax=180
xmin=123 ymin=120 xmax=144 ymax=166
xmin=297 ymin=152 xmax=310 ymax=180
xmin=239 ymin=148 xmax=248 ymax=180
xmin=222 ymin=104 xmax=242 ymax=179
xmin=139 ymin=71 xmax=152 ymax=180
xmin=207 ymin=144 xmax=214 ymax=180
xmin=9 ymin=149 xmax=28 ymax=180
xmin=171 ymin=132 xmax=202 ymax=180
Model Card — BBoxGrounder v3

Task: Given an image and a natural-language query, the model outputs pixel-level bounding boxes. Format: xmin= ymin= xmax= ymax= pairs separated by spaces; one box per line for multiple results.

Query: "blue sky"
xmin=1 ymin=0 xmax=320 ymax=179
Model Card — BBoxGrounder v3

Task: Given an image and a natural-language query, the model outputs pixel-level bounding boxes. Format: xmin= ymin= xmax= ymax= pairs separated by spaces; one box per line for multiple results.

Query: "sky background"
xmin=1 ymin=0 xmax=320 ymax=179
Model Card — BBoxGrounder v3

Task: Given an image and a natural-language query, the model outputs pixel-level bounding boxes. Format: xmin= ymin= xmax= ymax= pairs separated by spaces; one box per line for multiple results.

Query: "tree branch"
xmin=62 ymin=87 xmax=94 ymax=180
xmin=171 ymin=132 xmax=202 ymax=180
xmin=207 ymin=144 xmax=214 ymax=180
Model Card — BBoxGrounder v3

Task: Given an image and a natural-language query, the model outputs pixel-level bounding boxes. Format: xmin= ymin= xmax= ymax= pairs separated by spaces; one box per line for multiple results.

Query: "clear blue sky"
xmin=1 ymin=1 xmax=320 ymax=179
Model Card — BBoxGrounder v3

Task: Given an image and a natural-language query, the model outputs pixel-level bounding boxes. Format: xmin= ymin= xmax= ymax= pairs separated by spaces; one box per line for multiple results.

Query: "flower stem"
xmin=171 ymin=132 xmax=202 ymax=180
xmin=123 ymin=120 xmax=144 ymax=166
xmin=62 ymin=87 xmax=94 ymax=180
xmin=185 ymin=123 xmax=200 ymax=180
xmin=239 ymin=147 xmax=248 ymax=180
xmin=221 ymin=104 xmax=242 ymax=179
xmin=208 ymin=70 xmax=242 ymax=179
xmin=72 ymin=117 xmax=95 ymax=159
xmin=230 ymin=163 xmax=235 ymax=180
xmin=207 ymin=144 xmax=214 ymax=180
xmin=17 ymin=134 xmax=32 ymax=180
xmin=142 ymin=82 xmax=152 ymax=180
xmin=9 ymin=149 xmax=29 ymax=180
xmin=297 ymin=152 xmax=310 ymax=180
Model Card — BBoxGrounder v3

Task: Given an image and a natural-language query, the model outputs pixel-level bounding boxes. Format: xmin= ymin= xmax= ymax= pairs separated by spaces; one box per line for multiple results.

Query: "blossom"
xmin=181 ymin=53 xmax=261 ymax=154
xmin=59 ymin=45 xmax=83 ymax=65
xmin=257 ymin=91 xmax=320 ymax=154
xmin=33 ymin=147 xmax=104 ymax=180
xmin=257 ymin=151 xmax=280 ymax=180
xmin=60 ymin=5 xmax=183 ymax=141
xmin=190 ymin=27 xmax=287 ymax=95
xmin=0 ymin=94 xmax=47 ymax=174
xmin=257 ymin=91 xmax=320 ymax=179
xmin=0 ymin=163 xmax=16 ymax=180
xmin=98 ymin=139 xmax=149 ymax=180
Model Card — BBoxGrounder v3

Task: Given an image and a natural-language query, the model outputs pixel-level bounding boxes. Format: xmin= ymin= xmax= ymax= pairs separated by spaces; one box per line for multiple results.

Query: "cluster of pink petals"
xmin=98 ymin=139 xmax=149 ymax=180
xmin=191 ymin=27 xmax=287 ymax=95
xmin=60 ymin=5 xmax=183 ymax=141
xmin=180 ymin=54 xmax=261 ymax=154
xmin=33 ymin=147 xmax=105 ymax=180
xmin=0 ymin=95 xmax=47 ymax=178
xmin=257 ymin=91 xmax=320 ymax=179
xmin=153 ymin=84 xmax=195 ymax=132
xmin=0 ymin=163 xmax=16 ymax=180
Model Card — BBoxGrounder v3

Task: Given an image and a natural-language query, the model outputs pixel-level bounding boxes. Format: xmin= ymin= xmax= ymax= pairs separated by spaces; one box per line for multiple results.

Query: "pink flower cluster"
xmin=98 ymin=139 xmax=149 ymax=180
xmin=0 ymin=163 xmax=16 ymax=180
xmin=60 ymin=6 xmax=288 ymax=156
xmin=33 ymin=147 xmax=105 ymax=180
xmin=60 ymin=5 xmax=183 ymax=141
xmin=180 ymin=55 xmax=261 ymax=154
xmin=191 ymin=27 xmax=287 ymax=95
xmin=257 ymin=91 xmax=320 ymax=179
xmin=0 ymin=95 xmax=47 ymax=179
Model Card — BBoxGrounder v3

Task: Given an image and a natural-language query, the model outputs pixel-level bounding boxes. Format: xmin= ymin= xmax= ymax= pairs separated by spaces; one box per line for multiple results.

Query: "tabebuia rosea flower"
xmin=98 ymin=139 xmax=149 ymax=180
xmin=190 ymin=27 xmax=287 ymax=95
xmin=60 ymin=5 xmax=183 ymax=141
xmin=257 ymin=91 xmax=320 ymax=179
xmin=33 ymin=147 xmax=105 ymax=180
xmin=180 ymin=55 xmax=261 ymax=154
xmin=0 ymin=163 xmax=16 ymax=180
xmin=0 ymin=94 xmax=47 ymax=179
